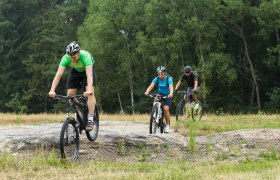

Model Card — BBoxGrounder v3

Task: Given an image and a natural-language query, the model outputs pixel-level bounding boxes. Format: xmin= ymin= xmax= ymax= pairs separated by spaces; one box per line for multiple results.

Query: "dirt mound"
xmin=0 ymin=122 xmax=279 ymax=162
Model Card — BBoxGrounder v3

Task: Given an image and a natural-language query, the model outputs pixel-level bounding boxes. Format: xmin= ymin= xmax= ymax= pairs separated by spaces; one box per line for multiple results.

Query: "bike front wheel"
xmin=176 ymin=100 xmax=187 ymax=121
xmin=86 ymin=105 xmax=99 ymax=141
xmin=149 ymin=104 xmax=159 ymax=134
xmin=60 ymin=118 xmax=79 ymax=162
xmin=192 ymin=101 xmax=203 ymax=121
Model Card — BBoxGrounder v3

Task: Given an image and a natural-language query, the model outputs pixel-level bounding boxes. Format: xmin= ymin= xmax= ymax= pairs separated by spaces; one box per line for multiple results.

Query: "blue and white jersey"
xmin=152 ymin=76 xmax=173 ymax=95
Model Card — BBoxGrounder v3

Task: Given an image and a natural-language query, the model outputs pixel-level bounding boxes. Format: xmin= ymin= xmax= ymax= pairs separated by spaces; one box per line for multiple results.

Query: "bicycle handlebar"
xmin=177 ymin=91 xmax=188 ymax=94
xmin=148 ymin=93 xmax=168 ymax=99
xmin=53 ymin=94 xmax=85 ymax=100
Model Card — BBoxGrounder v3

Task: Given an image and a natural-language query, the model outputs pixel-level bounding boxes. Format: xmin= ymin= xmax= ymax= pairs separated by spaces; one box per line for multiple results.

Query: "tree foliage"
xmin=0 ymin=0 xmax=279 ymax=113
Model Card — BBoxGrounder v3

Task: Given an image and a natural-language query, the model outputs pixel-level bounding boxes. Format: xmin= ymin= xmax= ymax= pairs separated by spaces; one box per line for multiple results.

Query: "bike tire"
xmin=60 ymin=118 xmax=79 ymax=162
xmin=176 ymin=100 xmax=186 ymax=121
xmin=159 ymin=117 xmax=164 ymax=134
xmin=86 ymin=105 xmax=99 ymax=141
xmin=149 ymin=104 xmax=158 ymax=134
xmin=192 ymin=101 xmax=203 ymax=121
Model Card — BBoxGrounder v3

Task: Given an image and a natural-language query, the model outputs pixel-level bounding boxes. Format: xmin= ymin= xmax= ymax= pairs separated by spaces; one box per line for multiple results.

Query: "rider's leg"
xmin=163 ymin=106 xmax=171 ymax=133
xmin=67 ymin=89 xmax=77 ymax=105
xmin=192 ymin=87 xmax=200 ymax=103
xmin=163 ymin=105 xmax=170 ymax=125
xmin=86 ymin=85 xmax=96 ymax=131
xmin=88 ymin=65 xmax=97 ymax=115
xmin=86 ymin=85 xmax=96 ymax=114
xmin=163 ymin=98 xmax=172 ymax=133
xmin=67 ymin=89 xmax=77 ymax=96
xmin=86 ymin=66 xmax=97 ymax=131
xmin=192 ymin=93 xmax=198 ymax=102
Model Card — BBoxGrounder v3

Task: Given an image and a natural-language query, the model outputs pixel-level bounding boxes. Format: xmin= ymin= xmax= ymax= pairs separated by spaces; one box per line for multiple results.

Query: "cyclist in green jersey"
xmin=49 ymin=41 xmax=96 ymax=131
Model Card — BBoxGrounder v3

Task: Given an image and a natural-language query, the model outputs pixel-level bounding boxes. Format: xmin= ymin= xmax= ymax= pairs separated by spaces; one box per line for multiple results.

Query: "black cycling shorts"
xmin=159 ymin=94 xmax=173 ymax=107
xmin=67 ymin=66 xmax=96 ymax=89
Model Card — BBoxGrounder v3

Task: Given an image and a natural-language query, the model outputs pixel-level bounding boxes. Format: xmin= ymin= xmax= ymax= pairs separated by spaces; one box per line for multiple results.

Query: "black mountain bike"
xmin=176 ymin=90 xmax=203 ymax=122
xmin=148 ymin=93 xmax=168 ymax=134
xmin=55 ymin=94 xmax=99 ymax=162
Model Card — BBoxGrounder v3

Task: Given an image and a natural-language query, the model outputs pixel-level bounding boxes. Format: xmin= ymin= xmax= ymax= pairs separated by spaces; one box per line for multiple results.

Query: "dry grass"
xmin=0 ymin=113 xmax=279 ymax=135
xmin=0 ymin=113 xmax=66 ymax=125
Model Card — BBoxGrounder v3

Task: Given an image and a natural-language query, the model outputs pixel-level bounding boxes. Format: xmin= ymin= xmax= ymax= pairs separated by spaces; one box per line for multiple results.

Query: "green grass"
xmin=182 ymin=114 xmax=280 ymax=135
xmin=0 ymin=151 xmax=279 ymax=179
xmin=1 ymin=113 xmax=280 ymax=179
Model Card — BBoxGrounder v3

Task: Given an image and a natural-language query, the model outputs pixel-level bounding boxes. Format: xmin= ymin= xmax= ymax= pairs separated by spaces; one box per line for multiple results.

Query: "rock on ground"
xmin=0 ymin=121 xmax=279 ymax=162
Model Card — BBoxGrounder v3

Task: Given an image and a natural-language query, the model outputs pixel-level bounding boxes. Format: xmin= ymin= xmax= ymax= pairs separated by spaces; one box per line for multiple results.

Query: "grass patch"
xmin=1 ymin=151 xmax=280 ymax=179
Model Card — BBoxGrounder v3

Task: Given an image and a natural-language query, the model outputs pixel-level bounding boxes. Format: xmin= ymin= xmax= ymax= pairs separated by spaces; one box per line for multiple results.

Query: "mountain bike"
xmin=148 ymin=93 xmax=168 ymax=134
xmin=176 ymin=91 xmax=202 ymax=121
xmin=55 ymin=94 xmax=99 ymax=162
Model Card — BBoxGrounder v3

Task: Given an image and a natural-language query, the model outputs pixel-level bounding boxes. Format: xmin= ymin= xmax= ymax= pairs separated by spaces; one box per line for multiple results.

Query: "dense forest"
xmin=0 ymin=0 xmax=279 ymax=114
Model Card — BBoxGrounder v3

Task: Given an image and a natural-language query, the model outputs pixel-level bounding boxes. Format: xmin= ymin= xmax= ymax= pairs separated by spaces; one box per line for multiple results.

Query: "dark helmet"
xmin=184 ymin=65 xmax=192 ymax=73
xmin=157 ymin=66 xmax=166 ymax=73
xmin=66 ymin=41 xmax=80 ymax=56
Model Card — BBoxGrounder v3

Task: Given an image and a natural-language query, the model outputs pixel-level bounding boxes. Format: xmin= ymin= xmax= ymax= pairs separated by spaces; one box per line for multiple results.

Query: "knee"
xmin=163 ymin=106 xmax=169 ymax=111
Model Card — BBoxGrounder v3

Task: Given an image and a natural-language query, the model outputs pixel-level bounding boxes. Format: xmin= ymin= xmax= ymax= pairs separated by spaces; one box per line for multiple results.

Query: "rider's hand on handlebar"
xmin=191 ymin=89 xmax=197 ymax=94
xmin=48 ymin=91 xmax=57 ymax=98
xmin=144 ymin=91 xmax=149 ymax=96
xmin=83 ymin=91 xmax=93 ymax=97
xmin=168 ymin=94 xmax=173 ymax=98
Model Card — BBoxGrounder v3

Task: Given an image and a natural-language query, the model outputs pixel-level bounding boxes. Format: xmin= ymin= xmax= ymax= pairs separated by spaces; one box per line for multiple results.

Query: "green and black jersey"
xmin=59 ymin=50 xmax=95 ymax=72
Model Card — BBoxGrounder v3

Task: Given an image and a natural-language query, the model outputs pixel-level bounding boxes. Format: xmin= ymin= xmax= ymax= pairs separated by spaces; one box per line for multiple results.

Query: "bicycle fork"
xmin=153 ymin=102 xmax=162 ymax=123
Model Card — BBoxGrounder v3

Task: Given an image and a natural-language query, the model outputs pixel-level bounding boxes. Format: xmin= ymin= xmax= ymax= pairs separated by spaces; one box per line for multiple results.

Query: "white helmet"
xmin=156 ymin=66 xmax=166 ymax=73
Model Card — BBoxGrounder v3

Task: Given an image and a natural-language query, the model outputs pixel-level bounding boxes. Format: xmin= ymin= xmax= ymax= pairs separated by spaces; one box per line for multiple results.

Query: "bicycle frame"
xmin=149 ymin=93 xmax=168 ymax=134
xmin=176 ymin=91 xmax=202 ymax=121
xmin=57 ymin=95 xmax=88 ymax=133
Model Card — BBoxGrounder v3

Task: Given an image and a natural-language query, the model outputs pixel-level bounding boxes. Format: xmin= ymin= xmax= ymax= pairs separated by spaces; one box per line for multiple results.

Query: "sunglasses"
xmin=158 ymin=72 xmax=165 ymax=75
xmin=185 ymin=71 xmax=191 ymax=74
xmin=70 ymin=53 xmax=79 ymax=59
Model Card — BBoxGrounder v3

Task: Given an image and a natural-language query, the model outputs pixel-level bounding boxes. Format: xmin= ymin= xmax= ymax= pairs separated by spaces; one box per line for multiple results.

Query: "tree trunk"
xmin=179 ymin=44 xmax=184 ymax=68
xmin=241 ymin=31 xmax=261 ymax=112
xmin=142 ymin=53 xmax=148 ymax=82
xmin=117 ymin=90 xmax=124 ymax=114
xmin=275 ymin=29 xmax=280 ymax=66
xmin=0 ymin=0 xmax=2 ymax=16
xmin=127 ymin=41 xmax=135 ymax=114
xmin=222 ymin=18 xmax=261 ymax=112
xmin=129 ymin=62 xmax=135 ymax=114
xmin=194 ymin=9 xmax=207 ymax=105
xmin=197 ymin=33 xmax=207 ymax=105
xmin=250 ymin=80 xmax=255 ymax=106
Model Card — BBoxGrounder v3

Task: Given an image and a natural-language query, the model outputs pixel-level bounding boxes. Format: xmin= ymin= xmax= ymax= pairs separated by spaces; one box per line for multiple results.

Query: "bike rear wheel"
xmin=60 ymin=118 xmax=79 ymax=162
xmin=176 ymin=100 xmax=187 ymax=121
xmin=192 ymin=101 xmax=203 ymax=121
xmin=149 ymin=104 xmax=158 ymax=134
xmin=86 ymin=105 xmax=99 ymax=141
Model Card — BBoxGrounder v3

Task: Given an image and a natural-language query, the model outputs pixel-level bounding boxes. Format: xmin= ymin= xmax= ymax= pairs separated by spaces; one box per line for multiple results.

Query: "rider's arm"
xmin=49 ymin=66 xmax=65 ymax=97
xmin=194 ymin=80 xmax=198 ymax=90
xmin=144 ymin=83 xmax=155 ymax=96
xmin=169 ymin=83 xmax=174 ymax=98
xmin=175 ymin=80 xmax=182 ymax=90
xmin=85 ymin=65 xmax=93 ymax=94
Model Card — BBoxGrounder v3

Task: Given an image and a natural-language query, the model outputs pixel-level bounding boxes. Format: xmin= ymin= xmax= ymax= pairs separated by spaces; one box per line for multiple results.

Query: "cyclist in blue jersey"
xmin=144 ymin=66 xmax=174 ymax=133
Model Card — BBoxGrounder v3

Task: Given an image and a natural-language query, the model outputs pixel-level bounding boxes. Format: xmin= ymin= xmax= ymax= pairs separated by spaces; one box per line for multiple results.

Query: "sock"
xmin=88 ymin=114 xmax=94 ymax=122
